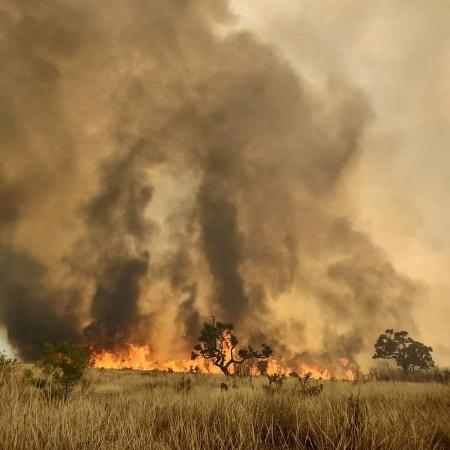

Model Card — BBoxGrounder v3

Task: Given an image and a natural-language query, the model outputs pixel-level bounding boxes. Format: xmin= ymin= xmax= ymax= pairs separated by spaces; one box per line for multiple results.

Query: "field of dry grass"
xmin=0 ymin=366 xmax=449 ymax=450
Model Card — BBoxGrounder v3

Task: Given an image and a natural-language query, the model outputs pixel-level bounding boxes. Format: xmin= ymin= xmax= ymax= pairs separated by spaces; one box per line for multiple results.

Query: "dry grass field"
xmin=0 ymin=366 xmax=449 ymax=450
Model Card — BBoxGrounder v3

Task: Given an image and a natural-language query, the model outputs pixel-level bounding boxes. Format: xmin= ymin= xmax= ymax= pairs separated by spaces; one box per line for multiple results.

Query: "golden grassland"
xmin=0 ymin=366 xmax=449 ymax=450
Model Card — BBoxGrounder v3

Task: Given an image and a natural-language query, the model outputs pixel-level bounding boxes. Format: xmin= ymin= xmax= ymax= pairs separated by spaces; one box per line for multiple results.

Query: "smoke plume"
xmin=0 ymin=0 xmax=418 ymax=366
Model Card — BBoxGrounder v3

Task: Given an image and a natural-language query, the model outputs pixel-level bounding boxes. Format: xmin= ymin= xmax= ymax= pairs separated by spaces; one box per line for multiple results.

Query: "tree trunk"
xmin=217 ymin=364 xmax=230 ymax=377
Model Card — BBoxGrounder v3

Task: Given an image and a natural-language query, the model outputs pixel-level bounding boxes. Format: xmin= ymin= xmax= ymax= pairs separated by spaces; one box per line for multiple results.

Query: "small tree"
xmin=373 ymin=329 xmax=435 ymax=372
xmin=191 ymin=317 xmax=273 ymax=376
xmin=42 ymin=342 xmax=92 ymax=401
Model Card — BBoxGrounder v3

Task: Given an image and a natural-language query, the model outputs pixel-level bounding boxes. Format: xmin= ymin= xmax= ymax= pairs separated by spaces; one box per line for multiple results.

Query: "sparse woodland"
xmin=0 ymin=327 xmax=449 ymax=449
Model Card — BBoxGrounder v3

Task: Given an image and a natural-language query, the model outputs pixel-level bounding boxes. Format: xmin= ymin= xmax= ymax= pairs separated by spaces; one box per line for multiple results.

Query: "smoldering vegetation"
xmin=0 ymin=0 xmax=420 ymax=366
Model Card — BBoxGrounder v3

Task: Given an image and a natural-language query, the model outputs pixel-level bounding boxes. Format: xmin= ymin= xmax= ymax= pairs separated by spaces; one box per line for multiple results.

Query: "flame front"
xmin=92 ymin=344 xmax=356 ymax=380
xmin=93 ymin=344 xmax=197 ymax=372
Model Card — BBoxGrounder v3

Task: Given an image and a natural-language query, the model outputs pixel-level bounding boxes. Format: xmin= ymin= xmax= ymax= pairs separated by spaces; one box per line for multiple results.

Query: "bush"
xmin=265 ymin=373 xmax=286 ymax=390
xmin=42 ymin=342 xmax=91 ymax=401
xmin=0 ymin=351 xmax=17 ymax=371
xmin=296 ymin=372 xmax=324 ymax=396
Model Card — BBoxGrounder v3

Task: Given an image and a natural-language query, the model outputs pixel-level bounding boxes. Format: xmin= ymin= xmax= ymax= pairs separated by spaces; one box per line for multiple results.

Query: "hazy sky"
xmin=229 ymin=0 xmax=450 ymax=361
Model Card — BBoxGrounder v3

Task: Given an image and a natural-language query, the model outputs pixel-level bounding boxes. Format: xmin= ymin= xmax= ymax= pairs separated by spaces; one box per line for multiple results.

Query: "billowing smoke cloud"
xmin=0 ymin=0 xmax=418 ymax=366
xmin=0 ymin=246 xmax=81 ymax=359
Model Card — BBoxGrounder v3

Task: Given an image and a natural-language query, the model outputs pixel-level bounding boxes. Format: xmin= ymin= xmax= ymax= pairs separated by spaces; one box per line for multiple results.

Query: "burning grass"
xmin=0 ymin=365 xmax=449 ymax=449
xmin=90 ymin=344 xmax=357 ymax=381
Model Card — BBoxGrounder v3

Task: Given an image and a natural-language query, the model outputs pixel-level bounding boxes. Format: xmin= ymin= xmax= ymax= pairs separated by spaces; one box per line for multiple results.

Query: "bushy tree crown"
xmin=373 ymin=329 xmax=434 ymax=372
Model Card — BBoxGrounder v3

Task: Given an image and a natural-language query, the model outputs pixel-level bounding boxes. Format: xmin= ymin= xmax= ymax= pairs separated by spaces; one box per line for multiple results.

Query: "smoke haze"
xmin=230 ymin=0 xmax=450 ymax=365
xmin=1 ymin=0 xmax=440 ymax=367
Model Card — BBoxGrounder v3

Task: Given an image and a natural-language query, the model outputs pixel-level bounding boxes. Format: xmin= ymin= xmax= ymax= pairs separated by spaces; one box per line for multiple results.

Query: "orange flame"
xmin=92 ymin=344 xmax=218 ymax=373
xmin=339 ymin=356 xmax=355 ymax=381
xmin=92 ymin=344 xmax=355 ymax=380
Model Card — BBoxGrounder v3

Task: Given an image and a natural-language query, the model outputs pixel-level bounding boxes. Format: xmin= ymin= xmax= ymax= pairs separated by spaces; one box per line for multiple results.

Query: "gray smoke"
xmin=0 ymin=0 xmax=418 ymax=365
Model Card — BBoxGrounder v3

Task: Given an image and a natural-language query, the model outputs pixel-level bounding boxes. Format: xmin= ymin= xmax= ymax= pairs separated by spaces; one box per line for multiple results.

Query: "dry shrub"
xmin=295 ymin=372 xmax=324 ymax=396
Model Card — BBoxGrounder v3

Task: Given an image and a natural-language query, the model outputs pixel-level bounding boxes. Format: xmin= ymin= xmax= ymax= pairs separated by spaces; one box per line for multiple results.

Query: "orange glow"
xmin=92 ymin=344 xmax=355 ymax=380
xmin=339 ymin=356 xmax=356 ymax=381
xmin=261 ymin=357 xmax=355 ymax=381
xmin=93 ymin=344 xmax=199 ymax=372
xmin=339 ymin=357 xmax=349 ymax=367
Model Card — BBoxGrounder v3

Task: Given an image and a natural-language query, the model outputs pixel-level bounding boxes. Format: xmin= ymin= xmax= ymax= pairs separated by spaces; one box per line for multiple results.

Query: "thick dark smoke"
xmin=0 ymin=0 xmax=418 ymax=365
xmin=199 ymin=191 xmax=248 ymax=320
xmin=176 ymin=283 xmax=200 ymax=342
xmin=0 ymin=246 xmax=80 ymax=359
xmin=79 ymin=146 xmax=154 ymax=350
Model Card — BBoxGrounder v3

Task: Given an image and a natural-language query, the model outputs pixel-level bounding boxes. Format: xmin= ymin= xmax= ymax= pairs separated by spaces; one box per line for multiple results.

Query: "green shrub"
xmin=42 ymin=342 xmax=91 ymax=401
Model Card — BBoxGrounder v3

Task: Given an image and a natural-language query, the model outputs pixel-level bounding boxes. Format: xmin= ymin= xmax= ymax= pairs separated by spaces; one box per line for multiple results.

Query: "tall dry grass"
xmin=367 ymin=366 xmax=450 ymax=384
xmin=0 ymin=365 xmax=449 ymax=449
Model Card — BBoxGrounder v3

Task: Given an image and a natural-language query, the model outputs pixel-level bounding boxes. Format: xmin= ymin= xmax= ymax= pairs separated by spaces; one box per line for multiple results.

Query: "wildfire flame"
xmin=92 ymin=344 xmax=356 ymax=380
xmin=339 ymin=356 xmax=356 ymax=381
xmin=92 ymin=344 xmax=200 ymax=372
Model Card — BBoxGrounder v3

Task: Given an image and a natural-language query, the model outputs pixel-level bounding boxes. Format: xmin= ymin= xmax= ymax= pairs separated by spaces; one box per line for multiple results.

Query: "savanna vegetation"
xmin=0 ymin=326 xmax=448 ymax=450
xmin=1 ymin=365 xmax=449 ymax=450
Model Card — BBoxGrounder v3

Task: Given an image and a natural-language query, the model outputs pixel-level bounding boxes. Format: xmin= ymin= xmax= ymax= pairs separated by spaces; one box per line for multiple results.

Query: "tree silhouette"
xmin=191 ymin=317 xmax=273 ymax=376
xmin=373 ymin=329 xmax=435 ymax=372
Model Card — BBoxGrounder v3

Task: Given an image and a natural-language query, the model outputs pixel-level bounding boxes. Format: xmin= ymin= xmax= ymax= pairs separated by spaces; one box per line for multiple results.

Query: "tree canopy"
xmin=373 ymin=329 xmax=435 ymax=372
xmin=42 ymin=341 xmax=92 ymax=400
xmin=191 ymin=317 xmax=273 ymax=376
